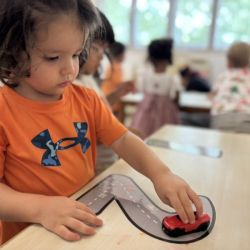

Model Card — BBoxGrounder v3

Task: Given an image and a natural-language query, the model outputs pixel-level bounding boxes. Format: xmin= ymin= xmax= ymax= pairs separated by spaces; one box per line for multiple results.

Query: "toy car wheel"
xmin=168 ymin=228 xmax=185 ymax=237
xmin=197 ymin=221 xmax=210 ymax=232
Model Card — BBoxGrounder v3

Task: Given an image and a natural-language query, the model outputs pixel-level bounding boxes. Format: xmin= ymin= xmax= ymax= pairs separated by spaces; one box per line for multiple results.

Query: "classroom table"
xmin=1 ymin=125 xmax=250 ymax=250
xmin=119 ymin=92 xmax=212 ymax=124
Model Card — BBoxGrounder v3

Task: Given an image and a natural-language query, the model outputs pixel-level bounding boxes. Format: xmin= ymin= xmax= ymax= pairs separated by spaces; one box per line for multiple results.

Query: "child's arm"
xmin=0 ymin=182 xmax=103 ymax=241
xmin=110 ymin=131 xmax=203 ymax=224
xmin=106 ymin=81 xmax=136 ymax=106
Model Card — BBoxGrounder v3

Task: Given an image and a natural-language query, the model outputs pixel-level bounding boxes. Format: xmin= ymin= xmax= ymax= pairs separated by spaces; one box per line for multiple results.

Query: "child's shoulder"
xmin=71 ymin=83 xmax=96 ymax=96
xmin=70 ymin=83 xmax=100 ymax=103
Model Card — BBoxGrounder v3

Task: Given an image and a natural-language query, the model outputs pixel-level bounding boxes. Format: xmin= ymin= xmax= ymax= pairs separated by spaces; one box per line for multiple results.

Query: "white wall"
xmin=122 ymin=48 xmax=227 ymax=85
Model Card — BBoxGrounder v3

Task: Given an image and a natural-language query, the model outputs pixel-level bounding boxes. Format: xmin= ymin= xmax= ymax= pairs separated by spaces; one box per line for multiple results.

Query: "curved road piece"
xmin=77 ymin=174 xmax=216 ymax=244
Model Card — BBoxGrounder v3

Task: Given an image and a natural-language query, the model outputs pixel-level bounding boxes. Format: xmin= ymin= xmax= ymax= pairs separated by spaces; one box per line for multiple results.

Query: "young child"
xmin=131 ymin=39 xmax=182 ymax=137
xmin=75 ymin=11 xmax=144 ymax=175
xmin=0 ymin=0 xmax=203 ymax=245
xmin=179 ymin=66 xmax=211 ymax=92
xmin=210 ymin=42 xmax=250 ymax=133
xmin=101 ymin=42 xmax=126 ymax=115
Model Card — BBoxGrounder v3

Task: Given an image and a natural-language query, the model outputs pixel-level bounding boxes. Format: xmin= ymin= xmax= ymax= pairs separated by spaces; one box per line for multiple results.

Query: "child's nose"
xmin=61 ymin=60 xmax=75 ymax=75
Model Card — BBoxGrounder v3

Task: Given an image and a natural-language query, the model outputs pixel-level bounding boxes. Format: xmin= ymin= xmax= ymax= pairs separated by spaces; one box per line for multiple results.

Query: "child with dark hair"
xmin=101 ymin=42 xmax=127 ymax=114
xmin=75 ymin=11 xmax=144 ymax=175
xmin=210 ymin=42 xmax=250 ymax=133
xmin=131 ymin=39 xmax=182 ymax=137
xmin=0 ymin=0 xmax=203 ymax=245
xmin=179 ymin=67 xmax=211 ymax=92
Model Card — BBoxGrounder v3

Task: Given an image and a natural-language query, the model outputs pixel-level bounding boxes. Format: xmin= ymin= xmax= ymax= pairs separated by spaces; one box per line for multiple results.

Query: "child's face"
xmin=16 ymin=16 xmax=86 ymax=102
xmin=81 ymin=41 xmax=109 ymax=75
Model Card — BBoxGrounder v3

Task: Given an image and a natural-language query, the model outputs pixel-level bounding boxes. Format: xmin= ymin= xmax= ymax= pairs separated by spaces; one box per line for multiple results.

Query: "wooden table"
xmin=1 ymin=125 xmax=250 ymax=250
xmin=119 ymin=92 xmax=212 ymax=124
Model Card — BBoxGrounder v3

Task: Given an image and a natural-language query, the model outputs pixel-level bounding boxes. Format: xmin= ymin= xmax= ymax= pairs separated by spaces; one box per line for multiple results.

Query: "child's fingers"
xmin=75 ymin=202 xmax=96 ymax=216
xmin=187 ymin=188 xmax=204 ymax=217
xmin=65 ymin=217 xmax=96 ymax=236
xmin=55 ymin=224 xmax=81 ymax=241
xmin=74 ymin=210 xmax=103 ymax=227
xmin=179 ymin=191 xmax=195 ymax=224
xmin=168 ymin=195 xmax=188 ymax=224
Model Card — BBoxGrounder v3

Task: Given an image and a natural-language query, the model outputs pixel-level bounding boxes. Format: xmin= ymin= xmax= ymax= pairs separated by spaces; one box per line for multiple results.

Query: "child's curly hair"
xmin=0 ymin=0 xmax=101 ymax=88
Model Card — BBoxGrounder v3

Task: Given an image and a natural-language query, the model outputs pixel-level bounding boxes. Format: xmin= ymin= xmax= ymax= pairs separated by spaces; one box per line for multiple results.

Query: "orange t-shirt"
xmin=101 ymin=62 xmax=123 ymax=112
xmin=0 ymin=84 xmax=127 ymax=245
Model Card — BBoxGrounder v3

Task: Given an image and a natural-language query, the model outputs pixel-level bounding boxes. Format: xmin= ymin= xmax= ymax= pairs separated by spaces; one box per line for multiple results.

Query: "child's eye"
xmin=45 ymin=56 xmax=58 ymax=62
xmin=73 ymin=54 xmax=80 ymax=59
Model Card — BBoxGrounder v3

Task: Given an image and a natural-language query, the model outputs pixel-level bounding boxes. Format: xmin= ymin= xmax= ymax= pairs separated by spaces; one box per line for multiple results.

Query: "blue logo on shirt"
xmin=31 ymin=123 xmax=91 ymax=166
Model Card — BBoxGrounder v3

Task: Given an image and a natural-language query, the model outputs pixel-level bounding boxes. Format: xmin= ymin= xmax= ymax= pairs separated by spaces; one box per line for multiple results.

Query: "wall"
xmin=122 ymin=48 xmax=227 ymax=85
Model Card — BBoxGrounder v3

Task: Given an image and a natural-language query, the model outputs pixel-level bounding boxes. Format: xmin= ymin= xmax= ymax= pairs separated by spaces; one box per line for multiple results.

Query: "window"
xmin=98 ymin=0 xmax=132 ymax=44
xmin=174 ymin=0 xmax=213 ymax=48
xmin=134 ymin=0 xmax=170 ymax=47
xmin=98 ymin=0 xmax=250 ymax=50
xmin=214 ymin=0 xmax=250 ymax=49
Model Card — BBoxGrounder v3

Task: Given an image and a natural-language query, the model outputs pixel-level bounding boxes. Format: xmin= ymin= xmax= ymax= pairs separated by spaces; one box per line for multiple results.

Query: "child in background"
xmin=210 ymin=42 xmax=250 ymax=133
xmin=101 ymin=42 xmax=126 ymax=115
xmin=0 ymin=0 xmax=203 ymax=245
xmin=179 ymin=66 xmax=211 ymax=92
xmin=75 ymin=11 xmax=145 ymax=175
xmin=131 ymin=39 xmax=182 ymax=137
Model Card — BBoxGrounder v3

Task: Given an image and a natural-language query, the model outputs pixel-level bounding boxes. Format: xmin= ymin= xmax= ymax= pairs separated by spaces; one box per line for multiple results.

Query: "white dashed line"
xmin=104 ymin=190 xmax=107 ymax=193
xmin=153 ymin=220 xmax=158 ymax=224
xmin=89 ymin=202 xmax=92 ymax=205
xmin=127 ymin=191 xmax=129 ymax=195
xmin=121 ymin=183 xmax=123 ymax=186
xmin=99 ymin=194 xmax=103 ymax=197
xmin=130 ymin=196 xmax=133 ymax=199
xmin=147 ymin=215 xmax=150 ymax=218
xmin=94 ymin=198 xmax=97 ymax=201
xmin=137 ymin=205 xmax=140 ymax=208
xmin=141 ymin=210 xmax=145 ymax=213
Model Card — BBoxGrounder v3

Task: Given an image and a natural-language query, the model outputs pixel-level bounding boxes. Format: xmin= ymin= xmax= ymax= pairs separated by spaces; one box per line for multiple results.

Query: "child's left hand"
xmin=152 ymin=169 xmax=203 ymax=224
xmin=115 ymin=81 xmax=136 ymax=98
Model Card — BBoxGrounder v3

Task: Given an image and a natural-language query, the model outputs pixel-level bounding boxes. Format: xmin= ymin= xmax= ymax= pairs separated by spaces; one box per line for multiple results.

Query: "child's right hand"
xmin=38 ymin=196 xmax=103 ymax=241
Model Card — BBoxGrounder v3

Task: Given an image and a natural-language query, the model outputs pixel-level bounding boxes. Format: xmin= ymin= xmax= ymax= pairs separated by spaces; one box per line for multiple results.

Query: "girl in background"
xmin=131 ymin=39 xmax=182 ymax=137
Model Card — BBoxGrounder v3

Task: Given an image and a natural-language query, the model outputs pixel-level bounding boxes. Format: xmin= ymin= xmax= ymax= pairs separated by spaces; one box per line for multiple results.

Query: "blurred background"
xmin=92 ymin=0 xmax=250 ymax=83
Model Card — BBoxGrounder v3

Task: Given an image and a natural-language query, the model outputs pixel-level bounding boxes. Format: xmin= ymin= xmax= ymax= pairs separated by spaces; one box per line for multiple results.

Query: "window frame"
xmin=97 ymin=0 xmax=249 ymax=51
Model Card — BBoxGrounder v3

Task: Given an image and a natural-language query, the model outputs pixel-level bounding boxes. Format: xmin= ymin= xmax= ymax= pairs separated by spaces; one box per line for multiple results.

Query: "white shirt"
xmin=137 ymin=69 xmax=182 ymax=100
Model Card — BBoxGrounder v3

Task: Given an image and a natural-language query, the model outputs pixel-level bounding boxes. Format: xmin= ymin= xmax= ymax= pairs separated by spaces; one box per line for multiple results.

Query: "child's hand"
xmin=115 ymin=81 xmax=137 ymax=98
xmin=38 ymin=196 xmax=103 ymax=241
xmin=152 ymin=170 xmax=203 ymax=224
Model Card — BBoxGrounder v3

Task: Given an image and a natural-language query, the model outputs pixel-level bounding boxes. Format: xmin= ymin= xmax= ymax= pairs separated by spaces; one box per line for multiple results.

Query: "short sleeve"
xmin=90 ymin=90 xmax=128 ymax=146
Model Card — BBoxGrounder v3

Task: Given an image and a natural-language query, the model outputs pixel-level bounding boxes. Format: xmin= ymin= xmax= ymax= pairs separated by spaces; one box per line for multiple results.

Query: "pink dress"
xmin=131 ymin=93 xmax=181 ymax=137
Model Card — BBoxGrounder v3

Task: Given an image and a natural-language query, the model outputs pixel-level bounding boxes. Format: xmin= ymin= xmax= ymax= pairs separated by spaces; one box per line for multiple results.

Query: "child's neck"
xmin=153 ymin=61 xmax=168 ymax=73
xmin=154 ymin=65 xmax=167 ymax=73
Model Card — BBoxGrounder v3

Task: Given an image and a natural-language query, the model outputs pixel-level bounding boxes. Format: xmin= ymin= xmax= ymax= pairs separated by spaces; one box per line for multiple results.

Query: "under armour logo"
xmin=32 ymin=123 xmax=91 ymax=167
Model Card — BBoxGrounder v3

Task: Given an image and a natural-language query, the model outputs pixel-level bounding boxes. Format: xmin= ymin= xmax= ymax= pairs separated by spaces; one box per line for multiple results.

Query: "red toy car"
xmin=162 ymin=212 xmax=211 ymax=237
